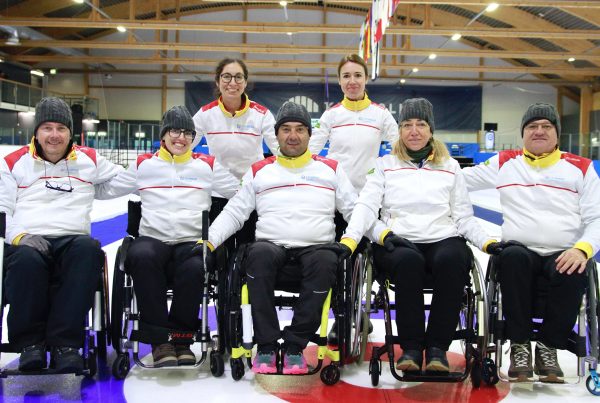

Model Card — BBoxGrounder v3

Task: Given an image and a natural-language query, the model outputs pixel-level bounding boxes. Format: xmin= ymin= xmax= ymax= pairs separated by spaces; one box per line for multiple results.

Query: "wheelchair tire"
xmin=112 ymin=353 xmax=131 ymax=380
xmin=210 ymin=351 xmax=225 ymax=377
xmin=320 ymin=364 xmax=340 ymax=385
xmin=85 ymin=350 xmax=98 ymax=378
xmin=230 ymin=358 xmax=245 ymax=381
xmin=470 ymin=359 xmax=482 ymax=388
xmin=110 ymin=247 xmax=127 ymax=353
xmin=369 ymin=358 xmax=380 ymax=386
xmin=482 ymin=358 xmax=499 ymax=385
xmin=587 ymin=375 xmax=600 ymax=396
xmin=358 ymin=257 xmax=373 ymax=363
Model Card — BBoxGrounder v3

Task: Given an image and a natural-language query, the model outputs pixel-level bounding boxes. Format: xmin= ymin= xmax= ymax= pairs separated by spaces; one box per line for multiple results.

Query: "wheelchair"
xmin=225 ymin=241 xmax=367 ymax=385
xmin=367 ymin=243 xmax=494 ymax=387
xmin=0 ymin=212 xmax=109 ymax=378
xmin=486 ymin=251 xmax=600 ymax=395
xmin=110 ymin=201 xmax=226 ymax=379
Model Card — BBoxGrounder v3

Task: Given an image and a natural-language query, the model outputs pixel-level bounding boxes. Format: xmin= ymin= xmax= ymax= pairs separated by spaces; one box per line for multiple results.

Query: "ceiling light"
xmin=0 ymin=57 xmax=4 ymax=63
xmin=279 ymin=1 xmax=288 ymax=6
xmin=5 ymin=32 xmax=20 ymax=46
xmin=83 ymin=118 xmax=100 ymax=124
xmin=400 ymin=79 xmax=406 ymax=84
xmin=73 ymin=0 xmax=85 ymax=3
xmin=485 ymin=3 xmax=499 ymax=12
xmin=116 ymin=25 xmax=127 ymax=33
xmin=412 ymin=67 xmax=419 ymax=73
xmin=451 ymin=33 xmax=462 ymax=41
xmin=568 ymin=57 xmax=575 ymax=62
xmin=30 ymin=69 xmax=44 ymax=77
xmin=50 ymin=68 xmax=57 ymax=75
xmin=428 ymin=53 xmax=437 ymax=60
xmin=286 ymin=32 xmax=292 ymax=36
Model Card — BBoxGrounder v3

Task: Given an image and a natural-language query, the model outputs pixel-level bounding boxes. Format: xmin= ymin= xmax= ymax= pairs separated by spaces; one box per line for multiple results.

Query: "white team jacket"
xmin=344 ymin=154 xmax=489 ymax=249
xmin=309 ymin=100 xmax=398 ymax=191
xmin=192 ymin=95 xmax=278 ymax=180
xmin=0 ymin=141 xmax=124 ymax=244
xmin=462 ymin=149 xmax=600 ymax=256
xmin=209 ymin=151 xmax=357 ymax=249
xmin=98 ymin=147 xmax=239 ymax=244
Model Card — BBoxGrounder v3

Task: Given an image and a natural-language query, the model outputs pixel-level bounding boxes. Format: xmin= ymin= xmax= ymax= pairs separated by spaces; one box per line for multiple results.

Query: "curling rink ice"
xmin=0 ymin=189 xmax=599 ymax=402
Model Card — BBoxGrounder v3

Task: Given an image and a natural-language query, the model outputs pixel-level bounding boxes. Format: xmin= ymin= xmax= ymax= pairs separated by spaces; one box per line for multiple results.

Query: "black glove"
xmin=486 ymin=240 xmax=527 ymax=256
xmin=19 ymin=234 xmax=51 ymax=256
xmin=383 ymin=233 xmax=418 ymax=252
xmin=321 ymin=242 xmax=353 ymax=260
xmin=189 ymin=242 xmax=215 ymax=271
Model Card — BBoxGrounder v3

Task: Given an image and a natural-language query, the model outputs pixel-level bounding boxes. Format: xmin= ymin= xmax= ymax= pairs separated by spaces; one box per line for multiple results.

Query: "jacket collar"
xmin=218 ymin=93 xmax=250 ymax=118
xmin=158 ymin=145 xmax=192 ymax=163
xmin=341 ymin=93 xmax=371 ymax=111
xmin=523 ymin=146 xmax=561 ymax=168
xmin=29 ymin=137 xmax=77 ymax=162
xmin=276 ymin=148 xmax=311 ymax=169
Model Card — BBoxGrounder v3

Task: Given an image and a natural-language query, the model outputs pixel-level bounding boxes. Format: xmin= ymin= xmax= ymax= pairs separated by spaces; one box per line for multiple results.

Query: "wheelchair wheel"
xmin=85 ymin=350 xmax=98 ymax=378
xmin=482 ymin=357 xmax=499 ymax=385
xmin=320 ymin=364 xmax=340 ymax=385
xmin=587 ymin=375 xmax=600 ymax=396
xmin=96 ymin=330 xmax=108 ymax=361
xmin=112 ymin=353 xmax=131 ymax=380
xmin=230 ymin=357 xmax=245 ymax=381
xmin=358 ymin=256 xmax=373 ymax=363
xmin=369 ymin=358 xmax=380 ymax=386
xmin=110 ymin=246 xmax=127 ymax=352
xmin=347 ymin=252 xmax=370 ymax=361
xmin=470 ymin=358 xmax=482 ymax=388
xmin=210 ymin=351 xmax=224 ymax=377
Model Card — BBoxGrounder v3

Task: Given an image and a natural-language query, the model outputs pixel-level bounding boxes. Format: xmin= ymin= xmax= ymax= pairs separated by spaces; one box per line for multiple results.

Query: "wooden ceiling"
xmin=1 ymin=0 xmax=600 ymax=98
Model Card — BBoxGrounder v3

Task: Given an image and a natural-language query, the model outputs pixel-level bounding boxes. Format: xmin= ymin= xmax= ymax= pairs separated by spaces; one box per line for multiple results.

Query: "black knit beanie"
xmin=160 ymin=106 xmax=195 ymax=138
xmin=520 ymin=103 xmax=561 ymax=137
xmin=399 ymin=98 xmax=435 ymax=134
xmin=274 ymin=102 xmax=312 ymax=136
xmin=34 ymin=97 xmax=73 ymax=136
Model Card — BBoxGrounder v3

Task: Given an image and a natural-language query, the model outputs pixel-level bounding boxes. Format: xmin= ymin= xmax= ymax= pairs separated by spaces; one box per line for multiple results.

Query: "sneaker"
xmin=174 ymin=344 xmax=196 ymax=366
xmin=327 ymin=321 xmax=338 ymax=345
xmin=396 ymin=349 xmax=423 ymax=373
xmin=282 ymin=345 xmax=308 ymax=375
xmin=252 ymin=349 xmax=278 ymax=374
xmin=51 ymin=347 xmax=83 ymax=374
xmin=151 ymin=343 xmax=177 ymax=368
xmin=508 ymin=342 xmax=534 ymax=382
xmin=425 ymin=347 xmax=449 ymax=373
xmin=534 ymin=342 xmax=564 ymax=383
xmin=19 ymin=344 xmax=47 ymax=371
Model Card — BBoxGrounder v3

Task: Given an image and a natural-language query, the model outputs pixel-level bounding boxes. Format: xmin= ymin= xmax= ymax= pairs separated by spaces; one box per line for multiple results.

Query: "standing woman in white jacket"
xmin=341 ymin=98 xmax=495 ymax=374
xmin=192 ymin=58 xmax=278 ymax=246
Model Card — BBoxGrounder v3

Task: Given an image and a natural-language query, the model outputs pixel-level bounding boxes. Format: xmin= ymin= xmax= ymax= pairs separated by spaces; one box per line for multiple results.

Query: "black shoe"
xmin=51 ymin=347 xmax=84 ymax=374
xmin=396 ymin=349 xmax=423 ymax=373
xmin=425 ymin=347 xmax=449 ymax=373
xmin=508 ymin=342 xmax=533 ymax=382
xmin=327 ymin=321 xmax=338 ymax=345
xmin=19 ymin=344 xmax=47 ymax=371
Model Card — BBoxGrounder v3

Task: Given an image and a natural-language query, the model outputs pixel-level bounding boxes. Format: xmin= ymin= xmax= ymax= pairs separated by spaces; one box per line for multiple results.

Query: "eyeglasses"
xmin=279 ymin=125 xmax=309 ymax=135
xmin=168 ymin=129 xmax=196 ymax=141
xmin=220 ymin=73 xmax=246 ymax=84
xmin=401 ymin=122 xmax=429 ymax=131
xmin=524 ymin=123 xmax=554 ymax=132
xmin=45 ymin=180 xmax=73 ymax=193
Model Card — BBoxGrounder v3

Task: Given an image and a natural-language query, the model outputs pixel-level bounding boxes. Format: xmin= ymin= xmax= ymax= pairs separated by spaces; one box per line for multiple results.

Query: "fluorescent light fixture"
xmin=30 ymin=69 xmax=45 ymax=77
xmin=279 ymin=1 xmax=288 ymax=6
xmin=97 ymin=131 xmax=107 ymax=137
xmin=412 ymin=67 xmax=419 ymax=73
xmin=20 ymin=111 xmax=35 ymax=116
xmin=486 ymin=3 xmax=499 ymax=12
xmin=428 ymin=53 xmax=437 ymax=60
xmin=74 ymin=0 xmax=85 ymax=3
xmin=286 ymin=32 xmax=292 ymax=36
xmin=50 ymin=68 xmax=57 ymax=75
xmin=451 ymin=33 xmax=462 ymax=41
xmin=134 ymin=132 xmax=146 ymax=138
xmin=400 ymin=79 xmax=406 ymax=84
xmin=568 ymin=57 xmax=575 ymax=62
xmin=116 ymin=25 xmax=127 ymax=33
xmin=0 ymin=57 xmax=4 ymax=63
xmin=83 ymin=118 xmax=100 ymax=124
xmin=5 ymin=34 xmax=20 ymax=46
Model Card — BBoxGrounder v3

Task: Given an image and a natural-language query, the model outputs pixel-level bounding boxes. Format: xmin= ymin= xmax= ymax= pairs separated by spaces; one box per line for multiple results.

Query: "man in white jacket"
xmin=207 ymin=102 xmax=357 ymax=375
xmin=463 ymin=103 xmax=600 ymax=383
xmin=0 ymin=97 xmax=123 ymax=373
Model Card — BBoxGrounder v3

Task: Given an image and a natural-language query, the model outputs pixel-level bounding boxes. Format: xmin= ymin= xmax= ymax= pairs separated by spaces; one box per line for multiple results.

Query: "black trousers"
xmin=244 ymin=241 xmax=337 ymax=349
xmin=497 ymin=245 xmax=587 ymax=349
xmin=4 ymin=235 xmax=104 ymax=350
xmin=373 ymin=237 xmax=470 ymax=351
xmin=125 ymin=236 xmax=204 ymax=331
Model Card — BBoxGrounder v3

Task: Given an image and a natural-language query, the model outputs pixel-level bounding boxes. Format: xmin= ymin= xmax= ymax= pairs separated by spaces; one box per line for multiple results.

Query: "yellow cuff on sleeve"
xmin=378 ymin=229 xmax=392 ymax=246
xmin=482 ymin=239 xmax=498 ymax=253
xmin=340 ymin=237 xmax=357 ymax=253
xmin=197 ymin=240 xmax=215 ymax=252
xmin=13 ymin=232 xmax=27 ymax=246
xmin=574 ymin=241 xmax=593 ymax=259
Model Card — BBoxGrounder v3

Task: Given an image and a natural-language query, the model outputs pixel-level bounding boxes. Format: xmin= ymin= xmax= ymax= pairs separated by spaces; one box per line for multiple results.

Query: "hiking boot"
xmin=252 ymin=349 xmax=278 ymax=374
xmin=151 ymin=343 xmax=177 ymax=368
xmin=174 ymin=344 xmax=196 ymax=366
xmin=19 ymin=344 xmax=47 ymax=371
xmin=51 ymin=347 xmax=83 ymax=374
xmin=534 ymin=342 xmax=564 ymax=383
xmin=396 ymin=349 xmax=423 ymax=373
xmin=508 ymin=342 xmax=533 ymax=382
xmin=282 ymin=344 xmax=308 ymax=375
xmin=425 ymin=347 xmax=450 ymax=373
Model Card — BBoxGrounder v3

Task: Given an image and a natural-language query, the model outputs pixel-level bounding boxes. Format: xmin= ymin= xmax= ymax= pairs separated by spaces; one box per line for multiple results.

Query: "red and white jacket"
xmin=209 ymin=150 xmax=357 ymax=249
xmin=463 ymin=149 xmax=600 ymax=256
xmin=0 ymin=140 xmax=124 ymax=244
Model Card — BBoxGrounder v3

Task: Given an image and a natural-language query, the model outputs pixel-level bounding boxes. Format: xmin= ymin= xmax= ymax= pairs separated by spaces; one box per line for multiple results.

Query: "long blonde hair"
xmin=392 ymin=136 xmax=450 ymax=165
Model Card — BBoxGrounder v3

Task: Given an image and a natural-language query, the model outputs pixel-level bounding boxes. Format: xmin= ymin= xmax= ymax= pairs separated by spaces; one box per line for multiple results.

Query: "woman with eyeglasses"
xmin=340 ymin=98 xmax=495 ymax=375
xmin=99 ymin=106 xmax=239 ymax=367
xmin=192 ymin=58 xmax=278 ymax=246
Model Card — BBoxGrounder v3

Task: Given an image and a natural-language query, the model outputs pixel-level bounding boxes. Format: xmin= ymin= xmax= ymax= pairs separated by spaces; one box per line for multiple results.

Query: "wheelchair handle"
xmin=0 ymin=211 xmax=5 ymax=239
xmin=202 ymin=210 xmax=209 ymax=241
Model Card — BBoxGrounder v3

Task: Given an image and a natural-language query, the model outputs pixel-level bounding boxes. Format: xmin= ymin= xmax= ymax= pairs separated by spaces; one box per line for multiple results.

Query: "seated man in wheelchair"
xmin=206 ymin=101 xmax=357 ymax=375
xmin=463 ymin=102 xmax=600 ymax=383
xmin=0 ymin=97 xmax=124 ymax=372
xmin=99 ymin=106 xmax=239 ymax=367
xmin=341 ymin=98 xmax=495 ymax=374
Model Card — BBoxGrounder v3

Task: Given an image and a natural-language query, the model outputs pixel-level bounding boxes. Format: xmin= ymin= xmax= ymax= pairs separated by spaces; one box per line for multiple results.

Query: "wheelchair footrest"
xmin=0 ymin=367 xmax=91 ymax=378
xmin=130 ymin=322 xmax=202 ymax=345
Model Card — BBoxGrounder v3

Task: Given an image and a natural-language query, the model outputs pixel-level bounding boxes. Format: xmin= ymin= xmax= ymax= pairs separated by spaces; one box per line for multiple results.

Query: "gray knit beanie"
xmin=399 ymin=98 xmax=435 ymax=133
xmin=274 ymin=101 xmax=312 ymax=136
xmin=160 ymin=106 xmax=195 ymax=138
xmin=34 ymin=97 xmax=73 ymax=136
xmin=520 ymin=102 xmax=561 ymax=137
